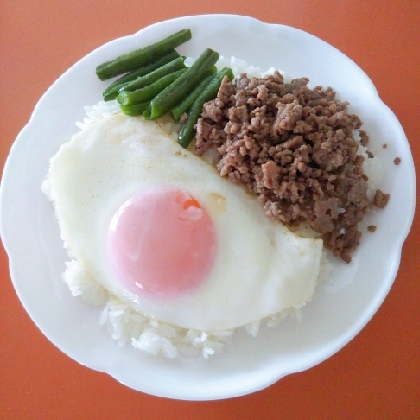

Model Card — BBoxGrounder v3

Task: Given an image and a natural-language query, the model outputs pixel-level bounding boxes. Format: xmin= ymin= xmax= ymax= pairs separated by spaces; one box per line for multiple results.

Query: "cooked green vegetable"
xmin=119 ymin=101 xmax=151 ymax=116
xmin=96 ymin=29 xmax=192 ymax=80
xmin=103 ymin=50 xmax=180 ymax=101
xmin=178 ymin=67 xmax=233 ymax=149
xmin=121 ymin=56 xmax=185 ymax=93
xmin=171 ymin=72 xmax=215 ymax=122
xmin=117 ymin=68 xmax=187 ymax=105
xmin=143 ymin=48 xmax=219 ymax=120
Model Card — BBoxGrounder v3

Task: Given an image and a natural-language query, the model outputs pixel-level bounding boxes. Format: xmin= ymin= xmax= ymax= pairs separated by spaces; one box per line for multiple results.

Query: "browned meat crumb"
xmin=367 ymin=225 xmax=377 ymax=232
xmin=179 ymin=112 xmax=188 ymax=124
xmin=394 ymin=157 xmax=401 ymax=165
xmin=359 ymin=130 xmax=369 ymax=147
xmin=383 ymin=143 xmax=388 ymax=149
xmin=195 ymin=72 xmax=390 ymax=263
xmin=373 ymin=189 xmax=390 ymax=208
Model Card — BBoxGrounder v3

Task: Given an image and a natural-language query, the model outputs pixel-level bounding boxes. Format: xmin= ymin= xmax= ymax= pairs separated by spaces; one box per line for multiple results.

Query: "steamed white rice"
xmin=62 ymin=257 xmax=319 ymax=359
xmin=53 ymin=56 xmax=382 ymax=359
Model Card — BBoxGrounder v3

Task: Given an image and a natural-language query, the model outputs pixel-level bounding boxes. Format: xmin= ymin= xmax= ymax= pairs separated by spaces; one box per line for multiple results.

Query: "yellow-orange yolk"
xmin=108 ymin=186 xmax=216 ymax=299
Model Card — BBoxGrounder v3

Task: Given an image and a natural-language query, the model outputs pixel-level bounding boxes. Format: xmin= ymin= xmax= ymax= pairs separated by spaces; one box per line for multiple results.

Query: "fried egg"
xmin=46 ymin=113 xmax=323 ymax=331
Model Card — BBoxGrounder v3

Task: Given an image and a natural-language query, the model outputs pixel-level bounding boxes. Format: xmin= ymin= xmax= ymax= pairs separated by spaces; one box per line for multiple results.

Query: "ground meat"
xmin=179 ymin=112 xmax=188 ymax=124
xmin=359 ymin=130 xmax=369 ymax=147
xmin=195 ymin=72 xmax=389 ymax=262
xmin=394 ymin=157 xmax=401 ymax=165
xmin=373 ymin=189 xmax=390 ymax=208
xmin=367 ymin=225 xmax=377 ymax=232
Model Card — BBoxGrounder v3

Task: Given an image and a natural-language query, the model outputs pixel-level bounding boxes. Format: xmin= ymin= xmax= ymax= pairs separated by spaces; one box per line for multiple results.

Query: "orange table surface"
xmin=1 ymin=1 xmax=419 ymax=419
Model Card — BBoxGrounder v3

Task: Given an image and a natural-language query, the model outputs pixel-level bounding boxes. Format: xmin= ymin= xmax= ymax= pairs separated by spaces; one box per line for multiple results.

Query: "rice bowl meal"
xmin=43 ymin=49 xmax=387 ymax=359
xmin=0 ymin=15 xmax=415 ymax=399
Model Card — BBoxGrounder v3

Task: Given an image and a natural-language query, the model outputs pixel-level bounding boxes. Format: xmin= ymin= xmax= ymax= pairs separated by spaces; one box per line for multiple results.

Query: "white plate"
xmin=0 ymin=14 xmax=416 ymax=400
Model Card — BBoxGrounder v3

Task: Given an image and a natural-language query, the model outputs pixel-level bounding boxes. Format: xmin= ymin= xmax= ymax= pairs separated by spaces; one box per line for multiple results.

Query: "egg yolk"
xmin=108 ymin=186 xmax=216 ymax=299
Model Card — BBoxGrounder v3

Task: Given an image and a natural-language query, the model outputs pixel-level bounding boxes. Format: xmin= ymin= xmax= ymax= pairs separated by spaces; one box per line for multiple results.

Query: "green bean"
xmin=178 ymin=67 xmax=234 ymax=149
xmin=119 ymin=101 xmax=151 ymax=116
xmin=103 ymin=50 xmax=180 ymax=101
xmin=121 ymin=56 xmax=185 ymax=93
xmin=117 ymin=68 xmax=187 ymax=106
xmin=171 ymin=72 xmax=215 ymax=122
xmin=143 ymin=48 xmax=219 ymax=120
xmin=96 ymin=29 xmax=192 ymax=80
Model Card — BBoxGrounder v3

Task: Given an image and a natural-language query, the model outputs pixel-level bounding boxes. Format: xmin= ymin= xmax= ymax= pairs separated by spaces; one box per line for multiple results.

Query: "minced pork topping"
xmin=194 ymin=72 xmax=390 ymax=263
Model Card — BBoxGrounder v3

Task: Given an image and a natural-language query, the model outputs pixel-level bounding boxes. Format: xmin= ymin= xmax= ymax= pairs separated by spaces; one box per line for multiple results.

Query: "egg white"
xmin=46 ymin=113 xmax=323 ymax=331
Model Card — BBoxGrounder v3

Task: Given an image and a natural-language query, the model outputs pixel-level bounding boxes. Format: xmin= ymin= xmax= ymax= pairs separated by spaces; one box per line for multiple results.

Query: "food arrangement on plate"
xmin=43 ymin=28 xmax=393 ymax=359
xmin=1 ymin=15 xmax=414 ymax=399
